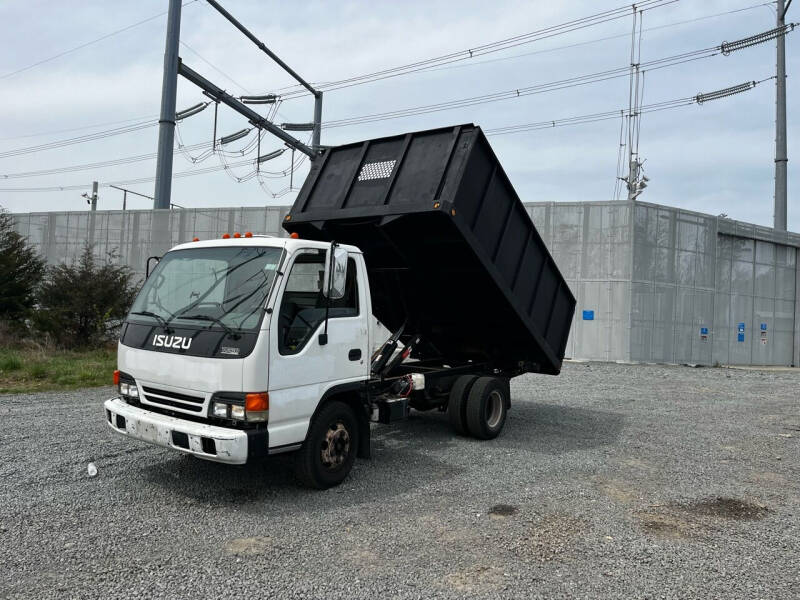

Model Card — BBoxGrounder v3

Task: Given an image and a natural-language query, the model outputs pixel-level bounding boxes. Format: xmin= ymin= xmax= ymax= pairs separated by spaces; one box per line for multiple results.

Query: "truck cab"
xmin=106 ymin=235 xmax=376 ymax=488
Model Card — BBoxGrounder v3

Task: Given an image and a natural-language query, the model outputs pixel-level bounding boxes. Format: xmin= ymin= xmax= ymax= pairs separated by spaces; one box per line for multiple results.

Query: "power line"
xmin=320 ymin=44 xmax=721 ymax=129
xmin=0 ymin=0 xmax=200 ymax=81
xmin=0 ymin=2 xmax=765 ymax=145
xmin=0 ymin=5 xmax=785 ymax=167
xmin=0 ymin=113 xmax=162 ymax=142
xmin=0 ymin=76 xmax=769 ymax=194
xmin=0 ymin=35 xmax=770 ymax=179
xmin=0 ymin=158 xmax=254 ymax=193
xmin=318 ymin=21 xmax=793 ymax=131
xmin=398 ymin=2 xmax=776 ymax=80
xmin=0 ymin=119 xmax=158 ymax=160
xmin=179 ymin=40 xmax=252 ymax=93
xmin=485 ymin=75 xmax=770 ymax=137
xmin=276 ymin=0 xmax=678 ymax=99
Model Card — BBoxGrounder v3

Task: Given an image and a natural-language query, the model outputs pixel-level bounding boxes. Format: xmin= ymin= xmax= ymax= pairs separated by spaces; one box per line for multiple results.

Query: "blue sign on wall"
xmin=700 ymin=327 xmax=709 ymax=335
xmin=737 ymin=332 xmax=745 ymax=343
xmin=737 ymin=322 xmax=745 ymax=333
xmin=582 ymin=310 xmax=595 ymax=321
xmin=761 ymin=323 xmax=767 ymax=331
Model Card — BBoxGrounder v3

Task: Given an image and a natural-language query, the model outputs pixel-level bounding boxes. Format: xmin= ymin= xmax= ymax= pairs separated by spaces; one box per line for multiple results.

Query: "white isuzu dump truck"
xmin=105 ymin=124 xmax=575 ymax=488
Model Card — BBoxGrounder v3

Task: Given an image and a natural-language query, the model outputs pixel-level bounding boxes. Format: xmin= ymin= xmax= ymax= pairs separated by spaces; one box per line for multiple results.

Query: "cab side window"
xmin=278 ymin=252 xmax=359 ymax=355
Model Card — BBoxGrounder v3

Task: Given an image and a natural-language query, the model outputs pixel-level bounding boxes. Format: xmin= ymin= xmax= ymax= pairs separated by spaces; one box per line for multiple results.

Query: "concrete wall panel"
xmin=12 ymin=200 xmax=798 ymax=366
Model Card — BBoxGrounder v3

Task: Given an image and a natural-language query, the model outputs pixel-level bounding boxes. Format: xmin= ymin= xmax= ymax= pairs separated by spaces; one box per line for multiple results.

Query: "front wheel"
xmin=465 ymin=377 xmax=508 ymax=440
xmin=294 ymin=401 xmax=359 ymax=489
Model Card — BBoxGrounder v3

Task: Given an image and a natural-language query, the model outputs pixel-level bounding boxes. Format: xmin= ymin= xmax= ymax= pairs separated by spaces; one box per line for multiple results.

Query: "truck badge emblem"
xmin=152 ymin=334 xmax=192 ymax=350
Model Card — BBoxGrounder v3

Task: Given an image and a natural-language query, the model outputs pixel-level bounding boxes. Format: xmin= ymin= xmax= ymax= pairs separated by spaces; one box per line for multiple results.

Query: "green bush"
xmin=0 ymin=352 xmax=22 ymax=372
xmin=28 ymin=363 xmax=48 ymax=379
xmin=33 ymin=245 xmax=137 ymax=348
xmin=0 ymin=208 xmax=45 ymax=324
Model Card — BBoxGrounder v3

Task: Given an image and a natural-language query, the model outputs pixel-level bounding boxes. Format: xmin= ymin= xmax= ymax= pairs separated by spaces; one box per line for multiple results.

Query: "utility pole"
xmin=774 ymin=0 xmax=791 ymax=230
xmin=624 ymin=7 xmax=647 ymax=202
xmin=312 ymin=92 xmax=323 ymax=153
xmin=153 ymin=0 xmax=182 ymax=210
xmin=90 ymin=180 xmax=98 ymax=211
xmin=82 ymin=181 xmax=99 ymax=210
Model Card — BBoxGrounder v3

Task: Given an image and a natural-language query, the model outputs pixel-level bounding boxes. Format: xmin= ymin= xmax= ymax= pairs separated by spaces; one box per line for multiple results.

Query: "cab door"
xmin=267 ymin=248 xmax=370 ymax=448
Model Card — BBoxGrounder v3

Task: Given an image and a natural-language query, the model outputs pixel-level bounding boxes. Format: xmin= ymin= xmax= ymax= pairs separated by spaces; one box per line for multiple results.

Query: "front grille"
xmin=142 ymin=386 xmax=205 ymax=413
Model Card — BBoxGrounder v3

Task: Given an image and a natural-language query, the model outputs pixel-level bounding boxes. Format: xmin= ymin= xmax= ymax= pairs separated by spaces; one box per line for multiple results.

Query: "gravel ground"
xmin=1 ymin=362 xmax=799 ymax=599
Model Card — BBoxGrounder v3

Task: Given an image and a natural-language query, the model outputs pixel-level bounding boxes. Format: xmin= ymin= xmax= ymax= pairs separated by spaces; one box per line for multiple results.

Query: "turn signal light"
xmin=245 ymin=393 xmax=269 ymax=412
xmin=113 ymin=370 xmax=120 ymax=386
xmin=222 ymin=233 xmax=231 ymax=239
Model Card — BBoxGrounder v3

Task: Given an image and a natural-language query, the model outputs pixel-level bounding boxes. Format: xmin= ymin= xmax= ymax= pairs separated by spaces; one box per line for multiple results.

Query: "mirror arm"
xmin=319 ymin=240 xmax=337 ymax=346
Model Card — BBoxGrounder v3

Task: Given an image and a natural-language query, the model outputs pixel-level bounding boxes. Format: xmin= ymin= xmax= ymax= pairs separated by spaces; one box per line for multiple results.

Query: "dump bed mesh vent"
xmin=357 ymin=160 xmax=396 ymax=181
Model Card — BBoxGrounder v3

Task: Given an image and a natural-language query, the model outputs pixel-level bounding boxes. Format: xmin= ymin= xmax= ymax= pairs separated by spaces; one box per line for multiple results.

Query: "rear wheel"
xmin=447 ymin=375 xmax=478 ymax=436
xmin=465 ymin=377 xmax=508 ymax=440
xmin=294 ymin=401 xmax=358 ymax=489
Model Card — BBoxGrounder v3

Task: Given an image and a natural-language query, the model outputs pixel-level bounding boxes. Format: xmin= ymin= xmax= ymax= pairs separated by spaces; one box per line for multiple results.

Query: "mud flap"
xmin=356 ymin=406 xmax=371 ymax=459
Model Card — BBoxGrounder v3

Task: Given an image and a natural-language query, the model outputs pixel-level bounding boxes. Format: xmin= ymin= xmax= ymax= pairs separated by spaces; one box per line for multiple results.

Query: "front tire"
xmin=295 ymin=401 xmax=358 ymax=489
xmin=465 ymin=377 xmax=508 ymax=440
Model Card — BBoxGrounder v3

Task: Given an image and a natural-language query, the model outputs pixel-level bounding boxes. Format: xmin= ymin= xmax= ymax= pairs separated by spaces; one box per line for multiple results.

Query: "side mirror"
xmin=322 ymin=246 xmax=348 ymax=300
xmin=146 ymin=256 xmax=161 ymax=278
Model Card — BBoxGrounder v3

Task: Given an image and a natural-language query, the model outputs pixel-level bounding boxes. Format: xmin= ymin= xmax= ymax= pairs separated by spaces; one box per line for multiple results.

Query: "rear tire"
xmin=294 ymin=401 xmax=358 ymax=489
xmin=465 ymin=377 xmax=508 ymax=440
xmin=447 ymin=375 xmax=478 ymax=436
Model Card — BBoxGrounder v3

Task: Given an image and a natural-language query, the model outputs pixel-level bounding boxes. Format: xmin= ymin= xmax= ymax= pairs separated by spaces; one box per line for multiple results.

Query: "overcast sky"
xmin=0 ymin=0 xmax=797 ymax=229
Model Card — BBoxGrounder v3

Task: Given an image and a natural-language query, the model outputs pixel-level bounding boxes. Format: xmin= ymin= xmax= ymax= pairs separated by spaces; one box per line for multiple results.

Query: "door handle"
xmin=348 ymin=349 xmax=362 ymax=361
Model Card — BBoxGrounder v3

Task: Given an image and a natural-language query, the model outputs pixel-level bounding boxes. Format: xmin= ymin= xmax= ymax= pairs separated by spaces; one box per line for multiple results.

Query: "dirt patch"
xmin=488 ymin=504 xmax=518 ymax=518
xmin=224 ymin=536 xmax=272 ymax=556
xmin=638 ymin=512 xmax=697 ymax=539
xmin=681 ymin=497 xmax=770 ymax=521
xmin=638 ymin=497 xmax=770 ymax=539
xmin=595 ymin=477 xmax=639 ymax=504
xmin=518 ymin=513 xmax=587 ymax=562
xmin=443 ymin=565 xmax=506 ymax=593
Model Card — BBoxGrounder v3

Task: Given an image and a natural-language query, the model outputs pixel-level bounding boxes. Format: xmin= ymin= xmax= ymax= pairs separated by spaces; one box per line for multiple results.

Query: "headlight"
xmin=209 ymin=392 xmax=269 ymax=422
xmin=117 ymin=373 xmax=139 ymax=402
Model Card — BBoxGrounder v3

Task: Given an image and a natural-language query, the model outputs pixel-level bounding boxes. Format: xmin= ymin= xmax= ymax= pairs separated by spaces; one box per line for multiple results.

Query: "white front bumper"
xmin=104 ymin=398 xmax=253 ymax=464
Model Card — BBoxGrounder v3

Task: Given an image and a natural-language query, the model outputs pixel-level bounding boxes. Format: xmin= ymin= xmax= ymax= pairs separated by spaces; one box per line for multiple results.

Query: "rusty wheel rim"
xmin=320 ymin=421 xmax=350 ymax=470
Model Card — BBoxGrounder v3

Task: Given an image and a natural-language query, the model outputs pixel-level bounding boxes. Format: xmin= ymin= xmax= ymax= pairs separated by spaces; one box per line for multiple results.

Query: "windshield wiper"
xmin=130 ymin=311 xmax=172 ymax=332
xmin=174 ymin=313 xmax=240 ymax=339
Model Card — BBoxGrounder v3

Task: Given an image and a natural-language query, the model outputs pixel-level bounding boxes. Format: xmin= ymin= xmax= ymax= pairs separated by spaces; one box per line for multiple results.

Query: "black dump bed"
xmin=284 ymin=124 xmax=575 ymax=375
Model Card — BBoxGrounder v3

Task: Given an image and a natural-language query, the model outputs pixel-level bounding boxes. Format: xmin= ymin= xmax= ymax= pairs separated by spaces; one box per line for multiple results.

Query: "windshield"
xmin=129 ymin=246 xmax=283 ymax=332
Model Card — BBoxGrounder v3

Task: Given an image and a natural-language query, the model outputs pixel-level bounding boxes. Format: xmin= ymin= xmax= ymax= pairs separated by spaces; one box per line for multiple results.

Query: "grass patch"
xmin=0 ymin=347 xmax=116 ymax=394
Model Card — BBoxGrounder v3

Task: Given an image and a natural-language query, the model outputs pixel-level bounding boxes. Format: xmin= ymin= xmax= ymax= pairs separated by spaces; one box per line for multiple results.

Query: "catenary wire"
xmin=0 ymin=0 xmax=200 ymax=81
xmin=276 ymin=0 xmax=678 ymax=99
xmin=0 ymin=79 xmax=770 ymax=194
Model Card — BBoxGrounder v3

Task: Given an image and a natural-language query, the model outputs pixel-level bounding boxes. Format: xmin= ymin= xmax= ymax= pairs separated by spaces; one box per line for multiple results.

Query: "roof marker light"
xmin=290 ymin=232 xmax=300 ymax=239
xmin=233 ymin=232 xmax=241 ymax=238
xmin=222 ymin=233 xmax=231 ymax=239
xmin=244 ymin=232 xmax=253 ymax=238
xmin=192 ymin=237 xmax=199 ymax=242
